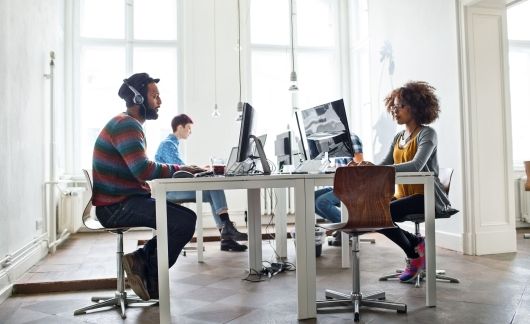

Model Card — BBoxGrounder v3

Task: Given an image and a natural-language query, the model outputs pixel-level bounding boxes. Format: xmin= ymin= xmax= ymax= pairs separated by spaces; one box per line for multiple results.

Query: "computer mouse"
xmin=172 ymin=170 xmax=194 ymax=178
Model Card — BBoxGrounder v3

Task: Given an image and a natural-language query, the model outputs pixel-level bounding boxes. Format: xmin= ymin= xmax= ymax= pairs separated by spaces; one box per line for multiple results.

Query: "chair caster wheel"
xmin=397 ymin=306 xmax=407 ymax=314
xmin=354 ymin=313 xmax=360 ymax=321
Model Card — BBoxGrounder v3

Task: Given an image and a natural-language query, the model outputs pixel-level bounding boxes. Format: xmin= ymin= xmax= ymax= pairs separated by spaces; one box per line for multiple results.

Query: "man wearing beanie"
xmin=92 ymin=72 xmax=205 ymax=301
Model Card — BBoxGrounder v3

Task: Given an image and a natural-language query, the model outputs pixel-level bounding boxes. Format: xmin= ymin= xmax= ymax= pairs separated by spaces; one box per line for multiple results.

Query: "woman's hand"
xmin=347 ymin=160 xmax=374 ymax=167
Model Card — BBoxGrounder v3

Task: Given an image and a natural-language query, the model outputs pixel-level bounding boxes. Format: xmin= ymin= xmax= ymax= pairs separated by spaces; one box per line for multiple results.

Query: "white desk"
xmin=149 ymin=172 xmax=435 ymax=323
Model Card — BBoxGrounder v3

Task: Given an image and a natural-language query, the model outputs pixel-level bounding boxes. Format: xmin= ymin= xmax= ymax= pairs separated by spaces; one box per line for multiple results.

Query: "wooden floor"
xmin=1 ymin=228 xmax=530 ymax=323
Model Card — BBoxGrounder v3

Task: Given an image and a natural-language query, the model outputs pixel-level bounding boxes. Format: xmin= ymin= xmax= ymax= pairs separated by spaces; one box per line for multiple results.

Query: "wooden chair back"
xmin=333 ymin=166 xmax=396 ymax=233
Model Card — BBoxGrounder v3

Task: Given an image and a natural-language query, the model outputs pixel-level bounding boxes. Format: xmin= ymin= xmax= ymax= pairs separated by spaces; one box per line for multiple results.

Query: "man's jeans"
xmin=167 ymin=190 xmax=228 ymax=228
xmin=96 ymin=195 xmax=196 ymax=280
xmin=315 ymin=187 xmax=341 ymax=223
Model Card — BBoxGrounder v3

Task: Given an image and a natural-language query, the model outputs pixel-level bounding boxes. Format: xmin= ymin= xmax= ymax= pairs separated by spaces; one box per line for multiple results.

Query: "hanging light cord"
xmin=290 ymin=0 xmax=295 ymax=74
xmin=213 ymin=0 xmax=218 ymax=106
xmin=237 ymin=0 xmax=242 ymax=104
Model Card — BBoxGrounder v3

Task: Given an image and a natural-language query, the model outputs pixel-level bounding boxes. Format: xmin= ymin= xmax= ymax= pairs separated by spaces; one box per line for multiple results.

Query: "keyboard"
xmin=194 ymin=170 xmax=215 ymax=177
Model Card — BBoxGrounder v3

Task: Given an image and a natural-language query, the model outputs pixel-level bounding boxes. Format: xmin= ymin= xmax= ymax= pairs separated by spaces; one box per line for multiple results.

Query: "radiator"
xmin=262 ymin=188 xmax=294 ymax=216
xmin=57 ymin=187 xmax=85 ymax=234
xmin=518 ymin=177 xmax=530 ymax=223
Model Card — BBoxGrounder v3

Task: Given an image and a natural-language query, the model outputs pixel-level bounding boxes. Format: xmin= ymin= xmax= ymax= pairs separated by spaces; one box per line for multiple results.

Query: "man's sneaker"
xmin=220 ymin=239 xmax=248 ymax=252
xmin=146 ymin=276 xmax=159 ymax=300
xmin=220 ymin=221 xmax=248 ymax=241
xmin=398 ymin=256 xmax=425 ymax=282
xmin=123 ymin=252 xmax=150 ymax=301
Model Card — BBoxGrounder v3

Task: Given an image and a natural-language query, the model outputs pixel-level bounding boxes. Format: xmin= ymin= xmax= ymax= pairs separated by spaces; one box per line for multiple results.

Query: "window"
xmin=248 ymin=0 xmax=344 ymax=159
xmin=349 ymin=0 xmax=373 ymax=159
xmin=74 ymin=0 xmax=180 ymax=170
xmin=507 ymin=0 xmax=530 ymax=167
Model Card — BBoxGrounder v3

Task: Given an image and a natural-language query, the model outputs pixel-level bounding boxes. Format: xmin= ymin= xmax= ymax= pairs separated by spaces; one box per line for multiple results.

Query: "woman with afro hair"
xmin=352 ymin=81 xmax=456 ymax=282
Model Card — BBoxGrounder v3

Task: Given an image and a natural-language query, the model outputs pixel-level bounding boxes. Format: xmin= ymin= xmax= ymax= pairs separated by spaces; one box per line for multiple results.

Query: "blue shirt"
xmin=155 ymin=134 xmax=185 ymax=165
xmin=351 ymin=133 xmax=363 ymax=154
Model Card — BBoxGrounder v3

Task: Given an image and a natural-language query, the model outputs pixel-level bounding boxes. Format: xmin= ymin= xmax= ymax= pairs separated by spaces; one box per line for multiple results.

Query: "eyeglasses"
xmin=390 ymin=103 xmax=406 ymax=112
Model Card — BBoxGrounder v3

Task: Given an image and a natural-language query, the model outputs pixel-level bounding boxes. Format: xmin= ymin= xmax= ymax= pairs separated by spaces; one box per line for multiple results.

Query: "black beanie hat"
xmin=118 ymin=72 xmax=160 ymax=107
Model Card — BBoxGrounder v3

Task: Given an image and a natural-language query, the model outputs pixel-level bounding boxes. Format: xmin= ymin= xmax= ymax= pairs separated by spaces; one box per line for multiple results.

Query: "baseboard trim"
xmin=13 ymin=278 xmax=117 ymax=295
xmin=399 ymin=223 xmax=463 ymax=253
xmin=0 ymin=241 xmax=48 ymax=303
xmin=475 ymin=229 xmax=517 ymax=255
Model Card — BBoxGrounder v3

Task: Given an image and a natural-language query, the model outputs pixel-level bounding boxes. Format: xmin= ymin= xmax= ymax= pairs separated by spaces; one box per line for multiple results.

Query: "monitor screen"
xmin=275 ymin=131 xmax=291 ymax=159
xmin=236 ymin=103 xmax=256 ymax=162
xmin=275 ymin=131 xmax=292 ymax=171
xmin=298 ymin=99 xmax=354 ymax=159
xmin=293 ymin=112 xmax=308 ymax=161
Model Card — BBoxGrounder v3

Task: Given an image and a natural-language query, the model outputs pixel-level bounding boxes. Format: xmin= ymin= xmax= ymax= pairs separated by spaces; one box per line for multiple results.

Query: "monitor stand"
xmin=249 ymin=135 xmax=271 ymax=175
xmin=226 ymin=136 xmax=271 ymax=176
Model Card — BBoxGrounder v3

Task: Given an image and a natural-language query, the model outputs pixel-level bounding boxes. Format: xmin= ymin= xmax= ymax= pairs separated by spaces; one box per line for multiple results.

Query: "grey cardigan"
xmin=379 ymin=126 xmax=455 ymax=216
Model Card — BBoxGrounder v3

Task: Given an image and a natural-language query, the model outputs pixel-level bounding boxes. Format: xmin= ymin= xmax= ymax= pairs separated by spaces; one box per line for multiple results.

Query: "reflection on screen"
xmin=300 ymin=99 xmax=354 ymax=159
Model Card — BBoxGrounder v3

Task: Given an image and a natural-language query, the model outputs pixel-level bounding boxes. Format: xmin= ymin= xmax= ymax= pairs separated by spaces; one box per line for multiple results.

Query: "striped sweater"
xmin=92 ymin=113 xmax=180 ymax=206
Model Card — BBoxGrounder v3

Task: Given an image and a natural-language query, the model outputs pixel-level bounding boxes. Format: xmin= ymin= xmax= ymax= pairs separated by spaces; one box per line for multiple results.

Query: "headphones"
xmin=123 ymin=79 xmax=144 ymax=105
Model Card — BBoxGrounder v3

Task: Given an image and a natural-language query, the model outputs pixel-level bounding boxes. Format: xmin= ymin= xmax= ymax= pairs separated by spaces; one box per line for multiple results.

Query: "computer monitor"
xmin=298 ymin=99 xmax=354 ymax=159
xmin=236 ymin=103 xmax=256 ymax=162
xmin=275 ymin=131 xmax=292 ymax=170
xmin=235 ymin=103 xmax=271 ymax=174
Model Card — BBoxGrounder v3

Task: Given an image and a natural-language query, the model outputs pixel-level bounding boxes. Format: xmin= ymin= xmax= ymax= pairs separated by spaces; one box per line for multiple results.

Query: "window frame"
xmin=246 ymin=0 xmax=350 ymax=158
xmin=69 ymin=0 xmax=183 ymax=171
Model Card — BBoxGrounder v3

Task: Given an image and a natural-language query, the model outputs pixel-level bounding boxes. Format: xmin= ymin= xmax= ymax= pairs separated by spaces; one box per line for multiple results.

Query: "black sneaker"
xmin=123 ymin=252 xmax=150 ymax=301
xmin=220 ymin=239 xmax=248 ymax=252
xmin=220 ymin=221 xmax=248 ymax=241
xmin=146 ymin=276 xmax=159 ymax=300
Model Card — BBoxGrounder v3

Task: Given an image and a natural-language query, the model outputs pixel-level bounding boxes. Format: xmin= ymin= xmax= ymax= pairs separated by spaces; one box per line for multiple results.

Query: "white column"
xmin=458 ymin=0 xmax=516 ymax=255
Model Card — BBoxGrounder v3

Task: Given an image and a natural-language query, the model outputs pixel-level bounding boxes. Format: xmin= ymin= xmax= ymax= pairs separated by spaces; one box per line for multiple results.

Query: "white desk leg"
xmin=295 ymin=179 xmax=316 ymax=319
xmin=424 ymin=176 xmax=436 ymax=307
xmin=248 ymin=188 xmax=262 ymax=272
xmin=341 ymin=204 xmax=350 ymax=268
xmin=196 ymin=191 xmax=204 ymax=263
xmin=154 ymin=185 xmax=171 ymax=324
xmin=274 ymin=188 xmax=288 ymax=260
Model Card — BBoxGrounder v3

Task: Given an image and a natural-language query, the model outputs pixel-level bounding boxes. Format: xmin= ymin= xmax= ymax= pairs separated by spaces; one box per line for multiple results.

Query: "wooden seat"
xmin=73 ymin=170 xmax=157 ymax=319
xmin=316 ymin=166 xmax=407 ymax=322
xmin=379 ymin=167 xmax=460 ymax=286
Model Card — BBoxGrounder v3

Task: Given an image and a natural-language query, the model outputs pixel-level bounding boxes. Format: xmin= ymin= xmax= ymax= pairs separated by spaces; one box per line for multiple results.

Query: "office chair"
xmin=378 ymin=167 xmax=460 ymax=287
xmin=523 ymin=161 xmax=530 ymax=239
xmin=316 ymin=166 xmax=407 ymax=322
xmin=73 ymin=170 xmax=157 ymax=319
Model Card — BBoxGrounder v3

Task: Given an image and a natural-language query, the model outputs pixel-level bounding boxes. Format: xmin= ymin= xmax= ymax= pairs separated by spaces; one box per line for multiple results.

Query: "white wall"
xmin=180 ymin=0 xmax=249 ymax=215
xmin=0 ymin=0 xmax=65 ymax=301
xmin=367 ymin=0 xmax=465 ymax=251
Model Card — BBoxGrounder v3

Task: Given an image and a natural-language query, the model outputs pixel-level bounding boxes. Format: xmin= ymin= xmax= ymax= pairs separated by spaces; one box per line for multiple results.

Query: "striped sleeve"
xmin=111 ymin=117 xmax=179 ymax=181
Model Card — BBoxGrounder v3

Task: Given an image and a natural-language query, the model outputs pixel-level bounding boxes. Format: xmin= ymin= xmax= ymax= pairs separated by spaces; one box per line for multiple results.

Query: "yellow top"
xmin=393 ymin=135 xmax=424 ymax=199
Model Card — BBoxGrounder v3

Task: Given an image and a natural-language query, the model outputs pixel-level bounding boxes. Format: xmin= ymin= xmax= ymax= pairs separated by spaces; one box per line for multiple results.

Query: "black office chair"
xmin=378 ymin=167 xmax=460 ymax=287
xmin=316 ymin=166 xmax=407 ymax=322
xmin=73 ymin=170 xmax=157 ymax=319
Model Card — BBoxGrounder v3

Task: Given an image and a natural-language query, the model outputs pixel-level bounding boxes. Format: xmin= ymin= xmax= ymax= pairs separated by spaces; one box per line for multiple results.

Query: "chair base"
xmin=524 ymin=233 xmax=530 ymax=239
xmin=74 ymin=291 xmax=158 ymax=319
xmin=181 ymin=245 xmax=205 ymax=256
xmin=317 ymin=289 xmax=406 ymax=322
xmin=379 ymin=269 xmax=460 ymax=288
xmin=360 ymin=238 xmax=376 ymax=244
